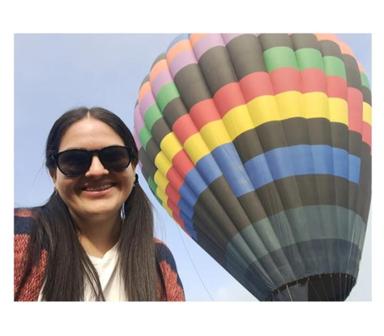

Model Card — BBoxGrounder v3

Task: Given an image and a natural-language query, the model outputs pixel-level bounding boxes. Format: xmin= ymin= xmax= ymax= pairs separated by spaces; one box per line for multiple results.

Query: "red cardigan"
xmin=14 ymin=208 xmax=185 ymax=301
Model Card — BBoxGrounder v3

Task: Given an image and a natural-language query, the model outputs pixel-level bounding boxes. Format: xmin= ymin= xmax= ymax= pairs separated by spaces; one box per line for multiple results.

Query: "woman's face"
xmin=51 ymin=117 xmax=136 ymax=222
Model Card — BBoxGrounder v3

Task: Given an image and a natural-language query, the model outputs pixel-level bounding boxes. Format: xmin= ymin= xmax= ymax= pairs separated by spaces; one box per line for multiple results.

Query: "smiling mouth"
xmin=82 ymin=183 xmax=115 ymax=192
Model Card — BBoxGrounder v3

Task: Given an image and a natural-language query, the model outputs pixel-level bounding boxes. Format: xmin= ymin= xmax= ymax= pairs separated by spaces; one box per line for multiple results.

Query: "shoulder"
xmin=154 ymin=238 xmax=185 ymax=301
xmin=14 ymin=207 xmax=40 ymax=256
xmin=14 ymin=206 xmax=45 ymax=257
xmin=154 ymin=239 xmax=176 ymax=265
xmin=14 ymin=207 xmax=40 ymax=235
xmin=14 ymin=207 xmax=48 ymax=301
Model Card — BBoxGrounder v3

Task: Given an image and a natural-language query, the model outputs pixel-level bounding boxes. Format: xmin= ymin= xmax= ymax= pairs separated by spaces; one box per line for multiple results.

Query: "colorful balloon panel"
xmin=133 ymin=34 xmax=371 ymax=301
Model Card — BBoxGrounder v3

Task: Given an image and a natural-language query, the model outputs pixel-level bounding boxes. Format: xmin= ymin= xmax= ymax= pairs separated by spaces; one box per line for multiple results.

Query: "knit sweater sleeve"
xmin=155 ymin=239 xmax=185 ymax=301
xmin=14 ymin=208 xmax=47 ymax=301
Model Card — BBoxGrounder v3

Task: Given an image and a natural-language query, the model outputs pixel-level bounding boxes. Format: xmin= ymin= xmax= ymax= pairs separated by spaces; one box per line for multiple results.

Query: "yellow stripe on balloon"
xmin=328 ymin=97 xmax=348 ymax=125
xmin=155 ymin=187 xmax=170 ymax=212
xmin=247 ymin=95 xmax=279 ymax=126
xmin=154 ymin=151 xmax=172 ymax=176
xmin=363 ymin=102 xmax=372 ymax=125
xmin=275 ymin=91 xmax=304 ymax=119
xmin=155 ymin=186 xmax=166 ymax=204
xmin=154 ymin=170 xmax=169 ymax=193
xmin=302 ymin=92 xmax=328 ymax=118
xmin=199 ymin=120 xmax=231 ymax=150
xmin=303 ymin=93 xmax=348 ymax=125
xmin=165 ymin=206 xmax=173 ymax=216
xmin=246 ymin=93 xmax=349 ymax=127
xmin=223 ymin=105 xmax=255 ymax=140
xmin=153 ymin=167 xmax=173 ymax=215
xmin=183 ymin=133 xmax=210 ymax=164
xmin=153 ymin=163 xmax=180 ymax=217
xmin=160 ymin=133 xmax=183 ymax=160
xmin=161 ymin=197 xmax=173 ymax=216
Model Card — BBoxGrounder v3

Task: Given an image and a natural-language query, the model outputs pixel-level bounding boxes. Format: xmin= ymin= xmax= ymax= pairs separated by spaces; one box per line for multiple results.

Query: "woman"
xmin=14 ymin=107 xmax=185 ymax=301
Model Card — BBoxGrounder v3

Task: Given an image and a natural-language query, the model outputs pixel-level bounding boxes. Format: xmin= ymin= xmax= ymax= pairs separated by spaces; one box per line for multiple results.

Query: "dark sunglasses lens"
xmin=57 ymin=150 xmax=91 ymax=176
xmin=100 ymin=147 xmax=131 ymax=171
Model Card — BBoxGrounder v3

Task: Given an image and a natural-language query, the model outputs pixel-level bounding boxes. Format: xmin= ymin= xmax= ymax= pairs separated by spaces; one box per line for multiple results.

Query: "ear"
xmin=131 ymin=160 xmax=138 ymax=171
xmin=49 ymin=168 xmax=57 ymax=183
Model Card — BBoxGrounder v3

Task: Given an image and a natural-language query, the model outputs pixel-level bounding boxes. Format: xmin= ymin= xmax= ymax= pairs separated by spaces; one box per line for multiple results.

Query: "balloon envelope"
xmin=134 ymin=34 xmax=371 ymax=301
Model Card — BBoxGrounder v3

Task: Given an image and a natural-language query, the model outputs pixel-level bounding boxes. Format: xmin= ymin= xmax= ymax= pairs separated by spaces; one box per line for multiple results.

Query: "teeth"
xmin=84 ymin=184 xmax=112 ymax=191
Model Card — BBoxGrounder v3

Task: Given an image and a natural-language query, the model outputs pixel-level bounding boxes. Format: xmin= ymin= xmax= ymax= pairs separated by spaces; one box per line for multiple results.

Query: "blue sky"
xmin=14 ymin=34 xmax=371 ymax=301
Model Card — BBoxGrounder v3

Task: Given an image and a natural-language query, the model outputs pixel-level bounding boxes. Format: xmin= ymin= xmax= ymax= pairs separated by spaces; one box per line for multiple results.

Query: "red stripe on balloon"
xmin=166 ymin=201 xmax=184 ymax=229
xmin=348 ymin=87 xmax=363 ymax=133
xmin=167 ymin=196 xmax=179 ymax=214
xmin=173 ymin=213 xmax=185 ymax=229
xmin=173 ymin=114 xmax=198 ymax=144
xmin=167 ymin=198 xmax=179 ymax=216
xmin=165 ymin=169 xmax=184 ymax=226
xmin=185 ymin=70 xmax=351 ymax=134
xmin=166 ymin=182 xmax=186 ymax=230
xmin=172 ymin=151 xmax=194 ymax=179
xmin=189 ymin=99 xmax=221 ymax=130
xmin=213 ymin=82 xmax=246 ymax=117
xmin=301 ymin=68 xmax=327 ymax=93
xmin=166 ymin=166 xmax=184 ymax=191
xmin=327 ymin=76 xmax=348 ymax=99
xmin=171 ymin=206 xmax=181 ymax=221
xmin=363 ymin=123 xmax=371 ymax=147
xmin=270 ymin=68 xmax=301 ymax=94
xmin=239 ymin=72 xmax=274 ymax=101
xmin=166 ymin=181 xmax=181 ymax=203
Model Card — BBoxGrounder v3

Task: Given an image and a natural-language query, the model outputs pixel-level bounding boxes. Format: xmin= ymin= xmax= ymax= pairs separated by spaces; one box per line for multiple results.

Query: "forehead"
xmin=59 ymin=117 xmax=124 ymax=150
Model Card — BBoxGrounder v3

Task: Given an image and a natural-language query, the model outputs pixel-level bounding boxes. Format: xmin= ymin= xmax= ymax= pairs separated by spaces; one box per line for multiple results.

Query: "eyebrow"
xmin=58 ymin=144 xmax=125 ymax=151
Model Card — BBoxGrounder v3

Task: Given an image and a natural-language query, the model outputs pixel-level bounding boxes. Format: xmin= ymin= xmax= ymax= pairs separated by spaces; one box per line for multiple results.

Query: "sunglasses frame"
xmin=51 ymin=145 xmax=134 ymax=177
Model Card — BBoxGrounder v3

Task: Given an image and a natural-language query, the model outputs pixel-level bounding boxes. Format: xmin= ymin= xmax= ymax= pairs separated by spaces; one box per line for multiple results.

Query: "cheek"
xmin=122 ymin=169 xmax=136 ymax=196
xmin=124 ymin=175 xmax=135 ymax=195
xmin=54 ymin=174 xmax=78 ymax=199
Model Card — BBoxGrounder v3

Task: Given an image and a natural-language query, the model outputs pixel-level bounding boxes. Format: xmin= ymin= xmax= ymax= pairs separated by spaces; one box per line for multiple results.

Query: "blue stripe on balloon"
xmin=349 ymin=155 xmax=360 ymax=182
xmin=180 ymin=144 xmax=255 ymax=207
xmin=211 ymin=144 xmax=255 ymax=197
xmin=179 ymin=144 xmax=255 ymax=214
xmin=180 ymin=212 xmax=197 ymax=240
xmin=182 ymin=169 xmax=207 ymax=200
xmin=178 ymin=197 xmax=193 ymax=220
xmin=178 ymin=202 xmax=197 ymax=239
xmin=245 ymin=145 xmax=360 ymax=187
xmin=178 ymin=186 xmax=197 ymax=214
xmin=195 ymin=153 xmax=222 ymax=185
xmin=175 ymin=144 xmax=360 ymax=238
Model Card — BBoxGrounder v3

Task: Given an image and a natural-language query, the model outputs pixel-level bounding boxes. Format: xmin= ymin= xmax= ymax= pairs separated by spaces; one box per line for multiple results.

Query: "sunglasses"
xmin=51 ymin=145 xmax=134 ymax=177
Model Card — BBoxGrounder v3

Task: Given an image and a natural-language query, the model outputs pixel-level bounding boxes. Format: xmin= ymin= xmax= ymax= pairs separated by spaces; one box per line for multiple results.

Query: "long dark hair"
xmin=27 ymin=107 xmax=158 ymax=301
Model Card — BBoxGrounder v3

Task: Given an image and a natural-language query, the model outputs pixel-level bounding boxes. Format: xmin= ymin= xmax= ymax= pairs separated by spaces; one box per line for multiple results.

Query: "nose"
xmin=85 ymin=154 xmax=109 ymax=177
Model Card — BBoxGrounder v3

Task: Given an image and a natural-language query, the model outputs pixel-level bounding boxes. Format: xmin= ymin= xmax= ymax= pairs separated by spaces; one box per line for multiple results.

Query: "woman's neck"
xmin=72 ymin=212 xmax=121 ymax=258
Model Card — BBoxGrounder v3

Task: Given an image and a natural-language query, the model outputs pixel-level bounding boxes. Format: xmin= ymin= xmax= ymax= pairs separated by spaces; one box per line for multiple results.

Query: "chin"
xmin=88 ymin=206 xmax=120 ymax=217
xmin=77 ymin=201 xmax=121 ymax=219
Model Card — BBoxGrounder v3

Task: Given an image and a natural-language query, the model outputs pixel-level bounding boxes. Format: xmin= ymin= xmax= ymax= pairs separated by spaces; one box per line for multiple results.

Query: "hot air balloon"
xmin=133 ymin=34 xmax=371 ymax=301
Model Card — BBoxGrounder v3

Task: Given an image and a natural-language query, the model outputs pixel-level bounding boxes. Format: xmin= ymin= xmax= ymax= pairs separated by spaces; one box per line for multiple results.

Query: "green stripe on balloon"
xmin=323 ymin=56 xmax=346 ymax=79
xmin=144 ymin=104 xmax=162 ymax=131
xmin=139 ymin=127 xmax=152 ymax=149
xmin=264 ymin=46 xmax=299 ymax=72
xmin=156 ymin=82 xmax=179 ymax=111
xmin=147 ymin=176 xmax=159 ymax=196
xmin=361 ymin=72 xmax=370 ymax=88
xmin=295 ymin=48 xmax=324 ymax=71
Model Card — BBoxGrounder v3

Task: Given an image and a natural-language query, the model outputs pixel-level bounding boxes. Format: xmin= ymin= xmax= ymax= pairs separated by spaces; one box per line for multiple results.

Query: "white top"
xmin=38 ymin=243 xmax=127 ymax=301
